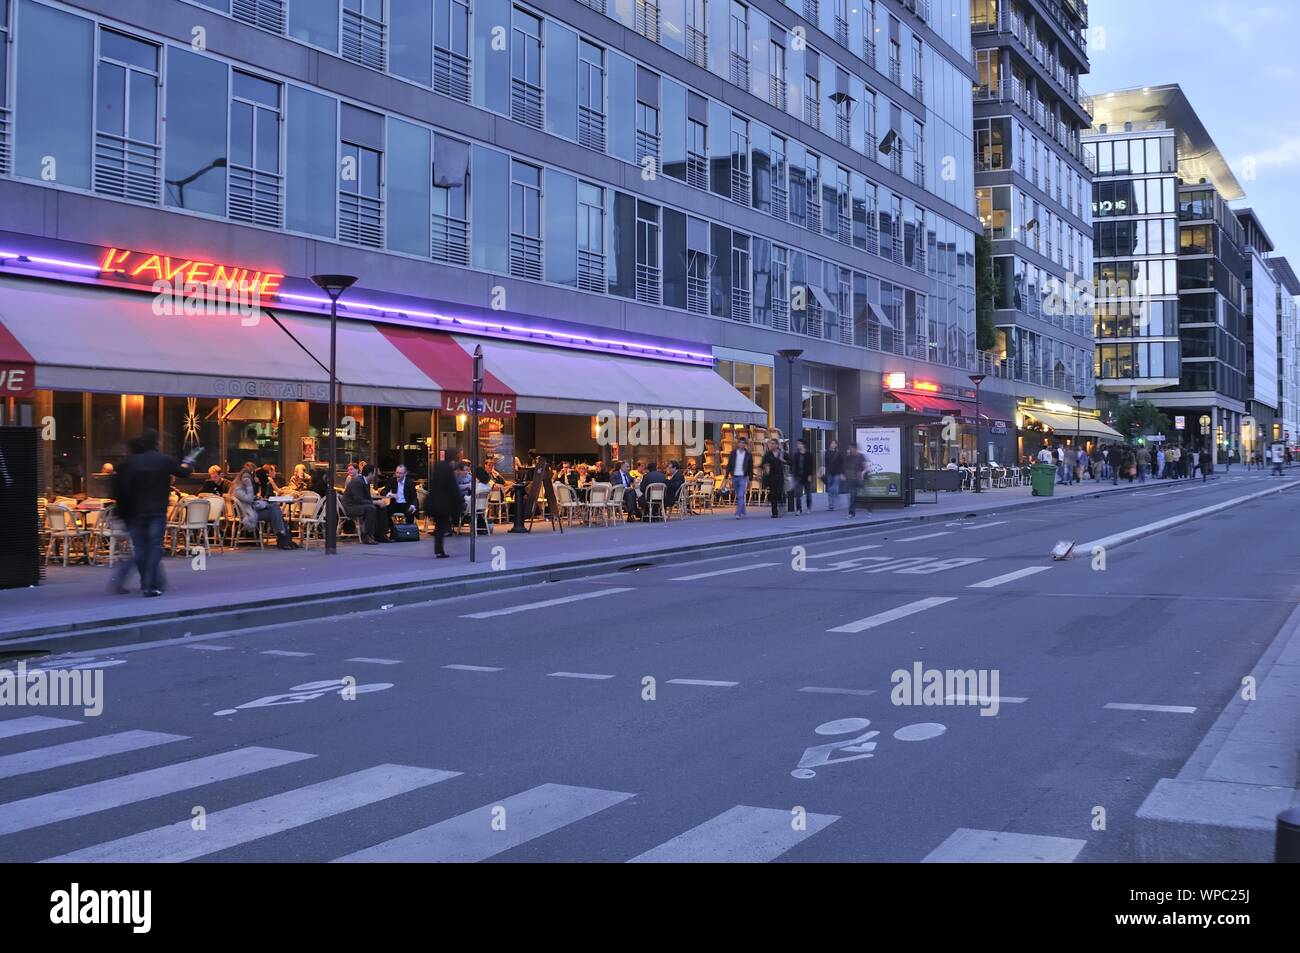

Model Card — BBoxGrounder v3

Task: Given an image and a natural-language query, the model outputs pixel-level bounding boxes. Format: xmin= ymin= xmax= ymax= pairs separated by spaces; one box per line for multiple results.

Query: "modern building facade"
xmin=1087 ymin=85 xmax=1252 ymax=463
xmin=1267 ymin=255 xmax=1300 ymax=453
xmin=971 ymin=0 xmax=1098 ymax=459
xmin=0 ymin=0 xmax=1019 ymax=495
xmin=1235 ymin=209 xmax=1279 ymax=462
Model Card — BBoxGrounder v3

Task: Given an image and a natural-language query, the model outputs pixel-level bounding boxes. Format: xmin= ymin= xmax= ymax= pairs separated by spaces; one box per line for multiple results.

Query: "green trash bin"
xmin=1030 ymin=463 xmax=1057 ymax=497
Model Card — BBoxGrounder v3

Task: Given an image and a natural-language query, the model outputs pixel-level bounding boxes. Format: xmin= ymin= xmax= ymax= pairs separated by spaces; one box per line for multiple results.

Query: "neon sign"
xmin=98 ymin=247 xmax=285 ymax=297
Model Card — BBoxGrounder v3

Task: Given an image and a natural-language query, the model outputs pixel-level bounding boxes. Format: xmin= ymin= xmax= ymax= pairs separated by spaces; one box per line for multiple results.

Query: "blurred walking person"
xmin=843 ymin=443 xmax=868 ymax=519
xmin=110 ymin=430 xmax=200 ymax=597
xmin=824 ymin=439 xmax=844 ymax=511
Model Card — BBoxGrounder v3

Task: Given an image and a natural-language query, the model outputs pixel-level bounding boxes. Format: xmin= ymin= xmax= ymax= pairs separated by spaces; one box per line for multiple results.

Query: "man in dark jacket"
xmin=725 ymin=437 xmax=754 ymax=518
xmin=638 ymin=462 xmax=668 ymax=519
xmin=425 ymin=453 xmax=463 ymax=557
xmin=342 ymin=464 xmax=383 ymax=544
xmin=110 ymin=430 xmax=198 ymax=597
xmin=824 ymin=440 xmax=845 ymax=510
xmin=664 ymin=461 xmax=686 ymax=510
xmin=787 ymin=439 xmax=815 ymax=513
xmin=382 ymin=463 xmax=420 ymax=538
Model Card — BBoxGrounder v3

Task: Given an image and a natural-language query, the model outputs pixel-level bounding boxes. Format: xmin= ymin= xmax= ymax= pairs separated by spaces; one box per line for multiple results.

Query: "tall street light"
xmin=969 ymin=374 xmax=986 ymax=493
xmin=1072 ymin=392 xmax=1086 ymax=453
xmin=311 ymin=274 xmax=357 ymax=555
xmin=778 ymin=348 xmax=804 ymax=449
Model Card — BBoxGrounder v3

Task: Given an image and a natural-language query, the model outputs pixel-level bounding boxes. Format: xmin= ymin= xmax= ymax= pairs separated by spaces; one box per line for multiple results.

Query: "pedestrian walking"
xmin=425 ymin=451 xmax=463 ymax=557
xmin=109 ymin=429 xmax=200 ymax=597
xmin=725 ymin=437 xmax=753 ymax=519
xmin=1187 ymin=448 xmax=1199 ymax=480
xmin=1135 ymin=443 xmax=1150 ymax=482
xmin=762 ymin=439 xmax=786 ymax=518
xmin=843 ymin=442 xmax=868 ymax=518
xmin=1063 ymin=445 xmax=1077 ymax=485
xmin=1155 ymin=446 xmax=1165 ymax=479
xmin=1272 ymin=443 xmax=1285 ymax=476
xmin=788 ymin=439 xmax=814 ymax=513
xmin=824 ymin=439 xmax=844 ymax=511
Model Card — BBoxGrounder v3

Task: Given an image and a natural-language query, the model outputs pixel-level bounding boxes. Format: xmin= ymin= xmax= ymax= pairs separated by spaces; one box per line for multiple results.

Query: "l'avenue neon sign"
xmin=98 ymin=246 xmax=285 ymax=297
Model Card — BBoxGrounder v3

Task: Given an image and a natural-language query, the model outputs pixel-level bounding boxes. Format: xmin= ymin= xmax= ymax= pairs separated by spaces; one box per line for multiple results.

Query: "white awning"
xmin=1023 ymin=407 xmax=1124 ymax=440
xmin=455 ymin=336 xmax=767 ymax=424
xmin=0 ymin=275 xmax=330 ymax=401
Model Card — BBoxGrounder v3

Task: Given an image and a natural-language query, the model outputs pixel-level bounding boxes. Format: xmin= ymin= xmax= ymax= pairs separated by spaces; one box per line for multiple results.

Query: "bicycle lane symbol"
xmin=791 ymin=717 xmax=946 ymax=779
xmin=213 ymin=678 xmax=393 ymax=716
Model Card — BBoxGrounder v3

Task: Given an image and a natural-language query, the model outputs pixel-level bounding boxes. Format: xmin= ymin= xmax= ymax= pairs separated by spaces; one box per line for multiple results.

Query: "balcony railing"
xmin=806 ymin=193 xmax=822 ymax=234
xmin=731 ymin=286 xmax=752 ymax=323
xmin=510 ymin=77 xmax=544 ymax=130
xmin=635 ymin=262 xmax=661 ymax=305
xmin=431 ymin=212 xmax=470 ymax=266
xmin=232 ymin=0 xmax=285 ymax=35
xmin=769 ymin=74 xmax=787 ymax=111
xmin=635 ymin=129 xmax=660 ymax=175
xmin=578 ymin=0 xmax=606 ymax=12
xmin=771 ymin=183 xmax=788 ymax=222
xmin=803 ymin=95 xmax=820 ymax=128
xmin=228 ymin=162 xmax=283 ymax=229
xmin=687 ymin=273 xmax=710 ymax=315
xmin=93 ymin=131 xmax=161 ymax=206
xmin=433 ymin=49 xmax=471 ymax=104
xmin=864 ymin=222 xmax=879 ymax=256
xmin=863 ymin=40 xmax=875 ymax=69
xmin=577 ymin=249 xmax=605 ymax=293
xmin=686 ymin=150 xmax=708 ymax=191
xmin=912 ymin=75 xmax=924 ymax=101
xmin=0 ymin=108 xmax=11 ymax=176
xmin=835 ymin=112 xmax=851 ymax=146
xmin=510 ymin=233 xmax=543 ymax=281
xmin=865 ymin=130 xmax=877 ymax=155
xmin=731 ymin=167 xmax=751 ymax=206
xmin=339 ymin=191 xmax=384 ymax=248
xmin=342 ymin=8 xmax=387 ymax=72
xmin=834 ymin=16 xmax=849 ymax=47
xmin=837 ymin=211 xmax=852 ymax=245
xmin=913 ymin=160 xmax=925 ymax=184
xmin=579 ymin=106 xmax=606 ymax=152
xmin=803 ymin=0 xmax=819 ymax=24
xmin=888 ymin=58 xmax=901 ymax=86
xmin=803 ymin=301 xmax=823 ymax=339
xmin=729 ymin=52 xmax=749 ymax=88
xmin=771 ymin=294 xmax=790 ymax=332
xmin=636 ymin=0 xmax=660 ymax=43
xmin=686 ymin=26 xmax=708 ymax=68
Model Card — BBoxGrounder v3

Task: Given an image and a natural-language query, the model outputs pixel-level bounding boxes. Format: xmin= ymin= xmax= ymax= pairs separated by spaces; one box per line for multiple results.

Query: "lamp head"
xmin=778 ymin=348 xmax=804 ymax=361
xmin=1073 ymin=393 xmax=1086 ymax=403
xmin=311 ymin=274 xmax=358 ymax=300
xmin=968 ymin=374 xmax=986 ymax=386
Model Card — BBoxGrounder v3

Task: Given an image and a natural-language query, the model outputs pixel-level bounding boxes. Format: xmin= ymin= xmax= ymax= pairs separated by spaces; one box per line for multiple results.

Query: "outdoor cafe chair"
xmin=169 ymin=498 xmax=213 ymax=557
xmin=605 ymin=483 xmax=627 ymax=523
xmin=227 ymin=497 xmax=265 ymax=549
xmin=551 ymin=482 xmax=583 ymax=529
xmin=486 ymin=484 xmax=508 ymax=523
xmin=45 ymin=503 xmax=91 ymax=567
xmin=334 ymin=493 xmax=365 ymax=543
xmin=643 ymin=483 xmax=667 ymax=522
xmin=584 ymin=482 xmax=611 ymax=526
xmin=89 ymin=504 xmax=132 ymax=567
xmin=294 ymin=492 xmax=325 ymax=548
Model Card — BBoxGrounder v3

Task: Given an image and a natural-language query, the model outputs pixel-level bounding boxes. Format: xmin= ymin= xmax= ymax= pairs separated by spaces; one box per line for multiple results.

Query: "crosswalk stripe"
xmin=0 ymin=731 xmax=186 ymax=780
xmin=346 ymin=658 xmax=401 ymax=665
xmin=671 ymin=563 xmax=777 ymax=581
xmin=1104 ymin=702 xmax=1197 ymax=714
xmin=967 ymin=566 xmax=1052 ymax=589
xmin=895 ymin=532 xmax=951 ymax=542
xmin=810 ymin=543 xmax=882 ymax=559
xmin=0 ymin=746 xmax=313 ymax=837
xmin=628 ymin=805 xmax=839 ymax=863
xmin=45 ymin=764 xmax=459 ymax=863
xmin=667 ymin=678 xmax=739 ymax=688
xmin=798 ymin=686 xmax=877 ymax=696
xmin=461 ymin=588 xmax=634 ymax=619
xmin=828 ymin=597 xmax=957 ymax=633
xmin=261 ymin=650 xmax=313 ymax=657
xmin=0 ymin=717 xmax=80 ymax=740
xmin=547 ymin=672 xmax=615 ymax=680
xmin=922 ymin=828 xmax=1086 ymax=863
xmin=333 ymin=783 xmax=633 ymax=862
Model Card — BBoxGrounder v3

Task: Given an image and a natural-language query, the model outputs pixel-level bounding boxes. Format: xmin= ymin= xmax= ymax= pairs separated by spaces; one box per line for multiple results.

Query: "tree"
xmin=1114 ymin=400 xmax=1172 ymax=443
xmin=975 ymin=232 xmax=999 ymax=353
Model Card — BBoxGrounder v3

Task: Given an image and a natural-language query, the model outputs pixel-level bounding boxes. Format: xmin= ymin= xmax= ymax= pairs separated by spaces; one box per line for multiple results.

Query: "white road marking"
xmin=461 ymin=587 xmax=634 ymax=619
xmin=667 ymin=678 xmax=739 ymax=688
xmin=828 ymin=597 xmax=958 ymax=633
xmin=0 ymin=747 xmax=314 ymax=836
xmin=810 ymin=543 xmax=883 ymax=558
xmin=797 ymin=686 xmax=877 ymax=697
xmin=185 ymin=643 xmax=233 ymax=651
xmin=346 ymin=657 xmax=402 ymax=666
xmin=0 ymin=730 xmax=186 ymax=780
xmin=894 ymin=532 xmax=951 ymax=542
xmin=628 ymin=805 xmax=839 ymax=863
xmin=47 ymin=765 xmax=459 ymax=863
xmin=923 ymin=828 xmax=1086 ymax=863
xmin=962 ymin=520 xmax=1009 ymax=530
xmin=261 ymin=650 xmax=313 ymax=657
xmin=967 ymin=566 xmax=1053 ymax=589
xmin=0 ymin=717 xmax=80 ymax=740
xmin=334 ymin=783 xmax=633 ymax=862
xmin=943 ymin=695 xmax=1027 ymax=705
xmin=671 ymin=563 xmax=778 ymax=581
xmin=1104 ymin=702 xmax=1197 ymax=714
xmin=548 ymin=672 xmax=615 ymax=680
xmin=443 ymin=664 xmax=503 ymax=673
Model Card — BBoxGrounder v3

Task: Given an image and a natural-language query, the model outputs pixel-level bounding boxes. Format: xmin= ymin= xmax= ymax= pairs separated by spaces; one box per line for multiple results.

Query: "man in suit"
xmin=664 ymin=460 xmax=686 ymax=510
xmin=725 ymin=437 xmax=754 ymax=518
xmin=610 ymin=459 xmax=637 ymax=522
xmin=638 ymin=461 xmax=668 ymax=520
xmin=342 ymin=463 xmax=383 ymax=544
xmin=382 ymin=463 xmax=420 ymax=538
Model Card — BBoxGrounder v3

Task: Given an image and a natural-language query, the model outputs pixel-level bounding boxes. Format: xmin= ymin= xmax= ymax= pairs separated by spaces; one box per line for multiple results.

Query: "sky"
xmin=1086 ymin=0 xmax=1300 ymax=263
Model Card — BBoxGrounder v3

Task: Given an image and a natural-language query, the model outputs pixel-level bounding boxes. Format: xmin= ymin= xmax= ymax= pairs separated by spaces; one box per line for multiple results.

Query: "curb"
xmin=0 ymin=477 xmax=1218 ymax=656
xmin=1136 ymin=600 xmax=1300 ymax=862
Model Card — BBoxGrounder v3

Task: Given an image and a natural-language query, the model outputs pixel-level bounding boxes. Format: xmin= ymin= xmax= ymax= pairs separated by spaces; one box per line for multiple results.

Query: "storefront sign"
xmin=0 ymin=364 xmax=33 ymax=397
xmin=856 ymin=426 xmax=902 ymax=499
xmin=1175 ymin=415 xmax=1185 ymax=431
xmin=991 ymin=420 xmax=1008 ymax=435
xmin=210 ymin=378 xmax=329 ymax=402
xmin=301 ymin=436 xmax=317 ymax=463
xmin=882 ymin=401 xmax=908 ymax=413
xmin=441 ymin=392 xmax=516 ymax=417
xmin=98 ymin=246 xmax=285 ymax=297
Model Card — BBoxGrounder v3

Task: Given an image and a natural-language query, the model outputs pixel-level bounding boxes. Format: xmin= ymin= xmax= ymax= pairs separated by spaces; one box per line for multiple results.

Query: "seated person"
xmin=638 ymin=461 xmax=668 ymax=517
xmin=382 ymin=463 xmax=420 ymax=534
xmin=590 ymin=460 xmax=610 ymax=483
xmin=287 ymin=463 xmax=312 ymax=493
xmin=946 ymin=458 xmax=960 ymax=471
xmin=341 ymin=464 xmax=388 ymax=544
xmin=199 ymin=465 xmax=229 ymax=496
xmin=664 ymin=461 xmax=686 ymax=509
xmin=575 ymin=463 xmax=590 ymax=487
xmin=255 ymin=463 xmax=281 ymax=498
xmin=454 ymin=461 xmax=473 ymax=496
xmin=232 ymin=469 xmax=298 ymax=549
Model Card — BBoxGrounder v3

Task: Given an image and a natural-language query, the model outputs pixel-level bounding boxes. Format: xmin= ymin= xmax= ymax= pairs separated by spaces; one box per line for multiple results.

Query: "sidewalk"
xmin=0 ymin=474 xmax=1247 ymax=651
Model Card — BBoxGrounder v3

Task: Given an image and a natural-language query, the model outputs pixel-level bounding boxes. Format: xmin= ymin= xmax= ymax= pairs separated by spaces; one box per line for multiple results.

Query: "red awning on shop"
xmin=887 ymin=391 xmax=973 ymax=416
xmin=376 ymin=324 xmax=516 ymax=414
xmin=0 ymin=315 xmax=35 ymax=397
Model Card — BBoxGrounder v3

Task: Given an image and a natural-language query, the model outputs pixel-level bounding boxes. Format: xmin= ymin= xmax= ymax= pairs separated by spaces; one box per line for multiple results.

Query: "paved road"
xmin=3 ymin=471 xmax=1297 ymax=862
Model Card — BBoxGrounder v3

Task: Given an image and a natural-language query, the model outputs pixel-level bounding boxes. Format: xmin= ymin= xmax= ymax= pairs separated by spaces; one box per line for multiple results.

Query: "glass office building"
xmin=970 ymin=0 xmax=1096 ymax=459
xmin=0 ymin=0 xmax=1000 ymax=492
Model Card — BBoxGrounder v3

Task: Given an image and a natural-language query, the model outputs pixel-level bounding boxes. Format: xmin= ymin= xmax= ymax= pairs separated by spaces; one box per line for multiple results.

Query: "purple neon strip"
xmin=274 ymin=291 xmax=714 ymax=363
xmin=0 ymin=250 xmax=102 ymax=272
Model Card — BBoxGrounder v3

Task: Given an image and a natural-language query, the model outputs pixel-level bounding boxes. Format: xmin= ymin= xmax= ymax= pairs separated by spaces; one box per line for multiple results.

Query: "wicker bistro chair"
xmin=689 ymin=477 xmax=715 ymax=514
xmin=227 ymin=496 xmax=265 ymax=549
xmin=335 ymin=492 xmax=364 ymax=543
xmin=195 ymin=494 xmax=226 ymax=553
xmin=485 ymin=484 xmax=508 ymax=523
xmin=168 ymin=498 xmax=213 ymax=557
xmin=605 ymin=483 xmax=627 ymax=523
xmin=89 ymin=504 xmax=132 ymax=566
xmin=45 ymin=503 xmax=91 ymax=566
xmin=551 ymin=482 xmax=583 ymax=529
xmin=642 ymin=483 xmax=667 ymax=523
xmin=583 ymin=482 xmax=611 ymax=526
xmin=294 ymin=492 xmax=325 ymax=548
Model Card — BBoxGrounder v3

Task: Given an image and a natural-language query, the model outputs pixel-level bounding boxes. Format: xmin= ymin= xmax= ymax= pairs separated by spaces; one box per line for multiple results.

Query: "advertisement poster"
xmin=300 ymin=436 xmax=317 ymax=463
xmin=856 ymin=426 xmax=902 ymax=499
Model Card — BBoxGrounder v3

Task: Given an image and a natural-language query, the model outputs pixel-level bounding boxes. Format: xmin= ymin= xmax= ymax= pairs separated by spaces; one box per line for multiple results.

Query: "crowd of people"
xmin=1030 ymin=440 xmax=1290 ymax=485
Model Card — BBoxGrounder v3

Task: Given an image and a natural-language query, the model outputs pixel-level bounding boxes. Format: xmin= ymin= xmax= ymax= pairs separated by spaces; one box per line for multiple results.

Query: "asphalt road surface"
xmin=2 ymin=472 xmax=1296 ymax=863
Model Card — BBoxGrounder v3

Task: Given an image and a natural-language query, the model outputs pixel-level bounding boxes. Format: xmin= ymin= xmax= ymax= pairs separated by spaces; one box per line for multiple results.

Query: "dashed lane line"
xmin=1104 ymin=702 xmax=1197 ymax=714
xmin=827 ymin=597 xmax=958 ymax=633
xmin=967 ymin=566 xmax=1053 ymax=589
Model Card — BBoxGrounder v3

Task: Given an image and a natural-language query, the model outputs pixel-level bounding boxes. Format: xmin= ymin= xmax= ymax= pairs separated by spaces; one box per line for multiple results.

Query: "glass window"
xmin=544 ymin=21 xmax=577 ymax=140
xmin=286 ymin=85 xmax=338 ymax=237
xmin=98 ymin=30 xmax=158 ymax=145
xmin=16 ymin=0 xmax=94 ymax=188
xmin=386 ymin=116 xmax=430 ymax=256
xmin=471 ymin=145 xmax=510 ymax=273
xmin=391 ymin=0 xmax=433 ymax=85
xmin=163 ymin=47 xmax=227 ymax=215
xmin=607 ymin=52 xmax=636 ymax=162
xmin=289 ymin=0 xmax=339 ymax=50
xmin=431 ymin=132 xmax=471 ymax=263
xmin=474 ymin=0 xmax=511 ymax=113
xmin=544 ymin=169 xmax=577 ymax=287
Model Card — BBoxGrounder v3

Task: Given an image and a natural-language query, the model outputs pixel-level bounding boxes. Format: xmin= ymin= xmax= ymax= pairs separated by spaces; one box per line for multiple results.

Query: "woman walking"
xmin=762 ymin=439 xmax=786 ymax=518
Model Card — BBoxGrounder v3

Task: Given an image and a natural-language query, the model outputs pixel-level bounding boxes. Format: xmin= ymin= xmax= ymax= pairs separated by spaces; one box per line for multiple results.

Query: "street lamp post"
xmin=778 ymin=349 xmax=804 ymax=450
xmin=311 ymin=274 xmax=358 ymax=555
xmin=470 ymin=345 xmax=483 ymax=563
xmin=969 ymin=374 xmax=986 ymax=493
xmin=1072 ymin=392 xmax=1086 ymax=448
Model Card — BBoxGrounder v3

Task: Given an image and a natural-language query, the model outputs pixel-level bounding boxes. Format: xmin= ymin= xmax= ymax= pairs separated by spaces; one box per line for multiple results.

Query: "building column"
xmin=1211 ymin=406 xmax=1219 ymax=466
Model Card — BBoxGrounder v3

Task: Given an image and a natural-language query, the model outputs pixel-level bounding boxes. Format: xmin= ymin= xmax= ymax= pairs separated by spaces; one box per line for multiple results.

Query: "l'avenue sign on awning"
xmin=441 ymin=392 xmax=516 ymax=417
